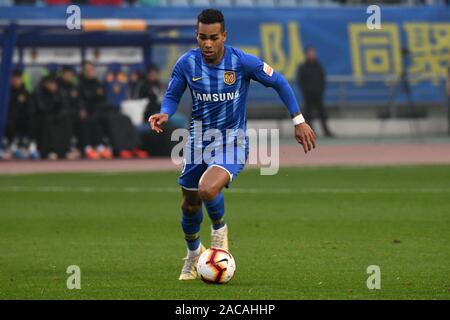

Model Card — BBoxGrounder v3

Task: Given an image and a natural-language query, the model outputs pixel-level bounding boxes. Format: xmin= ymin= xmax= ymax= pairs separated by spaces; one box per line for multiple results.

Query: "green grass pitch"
xmin=0 ymin=165 xmax=449 ymax=299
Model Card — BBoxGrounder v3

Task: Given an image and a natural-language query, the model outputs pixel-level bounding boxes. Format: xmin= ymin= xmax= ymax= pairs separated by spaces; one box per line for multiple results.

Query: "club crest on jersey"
xmin=223 ymin=71 xmax=236 ymax=85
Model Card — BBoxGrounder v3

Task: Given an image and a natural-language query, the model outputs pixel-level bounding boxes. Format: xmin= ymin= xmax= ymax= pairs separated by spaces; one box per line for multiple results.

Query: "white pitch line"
xmin=0 ymin=186 xmax=450 ymax=194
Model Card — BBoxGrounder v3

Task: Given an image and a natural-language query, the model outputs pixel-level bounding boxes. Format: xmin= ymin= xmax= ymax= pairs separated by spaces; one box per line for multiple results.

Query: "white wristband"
xmin=292 ymin=114 xmax=305 ymax=126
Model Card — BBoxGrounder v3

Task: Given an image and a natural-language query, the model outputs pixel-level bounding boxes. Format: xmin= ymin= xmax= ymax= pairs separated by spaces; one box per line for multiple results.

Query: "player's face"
xmin=196 ymin=22 xmax=226 ymax=64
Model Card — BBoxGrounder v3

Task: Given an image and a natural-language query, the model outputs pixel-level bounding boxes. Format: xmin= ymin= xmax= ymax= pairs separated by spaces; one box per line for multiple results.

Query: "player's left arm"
xmin=242 ymin=53 xmax=316 ymax=153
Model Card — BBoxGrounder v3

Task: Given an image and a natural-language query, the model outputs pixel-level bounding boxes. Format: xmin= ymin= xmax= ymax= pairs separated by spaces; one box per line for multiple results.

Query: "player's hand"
xmin=148 ymin=113 xmax=169 ymax=133
xmin=294 ymin=123 xmax=316 ymax=154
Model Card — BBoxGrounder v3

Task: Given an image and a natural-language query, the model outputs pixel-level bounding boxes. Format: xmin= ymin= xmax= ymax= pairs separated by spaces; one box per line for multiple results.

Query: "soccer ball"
xmin=197 ymin=248 xmax=236 ymax=284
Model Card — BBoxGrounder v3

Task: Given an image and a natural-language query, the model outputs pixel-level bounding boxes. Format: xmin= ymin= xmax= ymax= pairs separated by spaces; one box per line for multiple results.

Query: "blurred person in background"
xmin=78 ymin=61 xmax=114 ymax=160
xmin=104 ymin=63 xmax=128 ymax=110
xmin=139 ymin=63 xmax=164 ymax=122
xmin=297 ymin=46 xmax=334 ymax=138
xmin=1 ymin=69 xmax=39 ymax=160
xmin=59 ymin=65 xmax=89 ymax=159
xmin=13 ymin=63 xmax=33 ymax=93
xmin=102 ymin=63 xmax=148 ymax=159
xmin=138 ymin=63 xmax=184 ymax=156
xmin=128 ymin=64 xmax=145 ymax=100
xmin=34 ymin=74 xmax=75 ymax=160
xmin=139 ymin=63 xmax=186 ymax=129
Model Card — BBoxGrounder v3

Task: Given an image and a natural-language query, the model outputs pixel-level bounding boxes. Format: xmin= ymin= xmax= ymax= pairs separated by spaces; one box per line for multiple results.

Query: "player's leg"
xmin=198 ymin=166 xmax=231 ymax=250
xmin=181 ymin=188 xmax=204 ymax=252
xmin=179 ymin=187 xmax=206 ymax=280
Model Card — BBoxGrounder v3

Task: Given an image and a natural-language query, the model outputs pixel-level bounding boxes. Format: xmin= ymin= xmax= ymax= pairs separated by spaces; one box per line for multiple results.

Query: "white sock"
xmin=187 ymin=244 xmax=202 ymax=257
xmin=212 ymin=224 xmax=227 ymax=232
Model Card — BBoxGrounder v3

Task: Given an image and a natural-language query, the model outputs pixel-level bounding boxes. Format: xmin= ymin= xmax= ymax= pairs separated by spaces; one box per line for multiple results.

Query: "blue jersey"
xmin=161 ymin=45 xmax=301 ymax=141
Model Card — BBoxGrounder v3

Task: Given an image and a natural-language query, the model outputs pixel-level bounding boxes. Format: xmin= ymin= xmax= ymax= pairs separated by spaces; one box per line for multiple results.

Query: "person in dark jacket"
xmin=128 ymin=63 xmax=144 ymax=100
xmin=78 ymin=61 xmax=113 ymax=159
xmin=297 ymin=46 xmax=334 ymax=137
xmin=58 ymin=65 xmax=87 ymax=159
xmin=3 ymin=69 xmax=39 ymax=160
xmin=34 ymin=74 xmax=74 ymax=159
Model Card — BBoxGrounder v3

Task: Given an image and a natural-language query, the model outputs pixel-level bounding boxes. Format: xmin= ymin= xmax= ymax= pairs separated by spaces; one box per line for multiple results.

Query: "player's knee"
xmin=198 ymin=184 xmax=220 ymax=202
xmin=181 ymin=199 xmax=202 ymax=214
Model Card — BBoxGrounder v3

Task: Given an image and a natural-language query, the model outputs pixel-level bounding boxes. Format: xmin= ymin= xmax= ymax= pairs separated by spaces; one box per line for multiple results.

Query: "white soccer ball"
xmin=197 ymin=248 xmax=236 ymax=284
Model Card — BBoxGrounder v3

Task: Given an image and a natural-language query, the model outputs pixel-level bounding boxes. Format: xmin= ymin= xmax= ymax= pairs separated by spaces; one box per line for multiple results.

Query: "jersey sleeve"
xmin=240 ymin=51 xmax=301 ymax=117
xmin=160 ymin=57 xmax=187 ymax=117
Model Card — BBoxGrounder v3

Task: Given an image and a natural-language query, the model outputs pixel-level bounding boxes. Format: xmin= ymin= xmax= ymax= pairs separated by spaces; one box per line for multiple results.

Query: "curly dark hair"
xmin=197 ymin=8 xmax=225 ymax=32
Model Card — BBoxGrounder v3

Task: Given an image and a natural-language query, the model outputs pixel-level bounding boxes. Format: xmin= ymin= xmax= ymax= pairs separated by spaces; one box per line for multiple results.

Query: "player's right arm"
xmin=149 ymin=58 xmax=187 ymax=133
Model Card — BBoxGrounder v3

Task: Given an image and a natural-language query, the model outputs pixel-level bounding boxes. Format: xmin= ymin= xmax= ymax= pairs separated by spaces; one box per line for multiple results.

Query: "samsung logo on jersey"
xmin=193 ymin=91 xmax=239 ymax=102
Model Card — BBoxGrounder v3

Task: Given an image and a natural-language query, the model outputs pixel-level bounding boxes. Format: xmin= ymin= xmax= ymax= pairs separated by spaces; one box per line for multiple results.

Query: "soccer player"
xmin=149 ymin=9 xmax=316 ymax=280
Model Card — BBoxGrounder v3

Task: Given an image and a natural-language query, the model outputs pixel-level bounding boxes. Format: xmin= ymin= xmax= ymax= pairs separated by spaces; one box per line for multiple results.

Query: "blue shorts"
xmin=178 ymin=147 xmax=248 ymax=190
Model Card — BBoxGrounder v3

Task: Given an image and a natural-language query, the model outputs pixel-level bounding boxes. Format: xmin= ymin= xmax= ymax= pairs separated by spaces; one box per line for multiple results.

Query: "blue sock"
xmin=204 ymin=192 xmax=225 ymax=230
xmin=181 ymin=208 xmax=203 ymax=251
